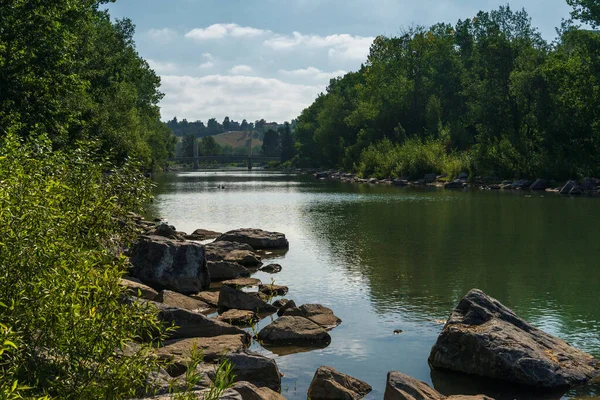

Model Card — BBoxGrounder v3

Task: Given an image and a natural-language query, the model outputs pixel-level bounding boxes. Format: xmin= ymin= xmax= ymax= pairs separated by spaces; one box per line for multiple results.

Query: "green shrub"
xmin=0 ymin=134 xmax=167 ymax=399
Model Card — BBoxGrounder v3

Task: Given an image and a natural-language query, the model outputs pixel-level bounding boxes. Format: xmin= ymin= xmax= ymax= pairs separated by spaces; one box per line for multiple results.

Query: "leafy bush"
xmin=0 ymin=134 xmax=166 ymax=399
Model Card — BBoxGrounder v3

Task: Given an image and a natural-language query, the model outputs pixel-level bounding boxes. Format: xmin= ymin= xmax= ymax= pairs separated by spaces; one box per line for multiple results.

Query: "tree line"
xmin=166 ymin=116 xmax=283 ymax=137
xmin=294 ymin=1 xmax=600 ymax=180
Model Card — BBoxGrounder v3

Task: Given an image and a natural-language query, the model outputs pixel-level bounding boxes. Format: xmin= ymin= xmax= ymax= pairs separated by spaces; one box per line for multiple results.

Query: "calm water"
xmin=151 ymin=170 xmax=600 ymax=399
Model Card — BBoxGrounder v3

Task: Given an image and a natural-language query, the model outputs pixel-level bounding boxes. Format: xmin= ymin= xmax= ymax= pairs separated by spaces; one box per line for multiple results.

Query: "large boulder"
xmin=560 ymin=180 xmax=579 ymax=195
xmin=205 ymin=241 xmax=255 ymax=262
xmin=152 ymin=301 xmax=249 ymax=340
xmin=529 ymin=179 xmax=548 ymax=191
xmin=384 ymin=372 xmax=493 ymax=400
xmin=215 ymin=229 xmax=289 ymax=250
xmin=307 ymin=366 xmax=372 ymax=400
xmin=208 ymin=261 xmax=250 ymax=282
xmin=259 ymin=284 xmax=288 ymax=297
xmin=129 ymin=235 xmax=210 ymax=294
xmin=156 ymin=334 xmax=249 ymax=364
xmin=222 ymin=278 xmax=262 ymax=288
xmin=218 ymin=286 xmax=277 ymax=313
xmin=225 ymin=351 xmax=282 ymax=391
xmin=276 ymin=299 xmax=296 ymax=317
xmin=119 ymin=278 xmax=158 ymax=300
xmin=259 ymin=264 xmax=282 ymax=274
xmin=231 ymin=381 xmax=285 ymax=400
xmin=257 ymin=316 xmax=331 ymax=346
xmin=428 ymin=289 xmax=600 ymax=388
xmin=150 ymin=223 xmax=186 ymax=240
xmin=283 ymin=304 xmax=342 ymax=330
xmin=155 ymin=290 xmax=213 ymax=314
xmin=216 ymin=309 xmax=258 ymax=326
xmin=192 ymin=291 xmax=220 ymax=307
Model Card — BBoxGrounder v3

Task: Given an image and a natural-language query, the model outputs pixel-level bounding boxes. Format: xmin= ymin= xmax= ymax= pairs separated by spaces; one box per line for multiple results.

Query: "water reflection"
xmin=151 ymin=171 xmax=600 ymax=399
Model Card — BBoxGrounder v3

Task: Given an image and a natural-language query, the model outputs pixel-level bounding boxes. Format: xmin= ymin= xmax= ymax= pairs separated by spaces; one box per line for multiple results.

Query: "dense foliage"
xmin=295 ymin=3 xmax=600 ymax=180
xmin=0 ymin=0 xmax=175 ymax=170
xmin=166 ymin=117 xmax=283 ymax=137
xmin=0 ymin=135 xmax=166 ymax=399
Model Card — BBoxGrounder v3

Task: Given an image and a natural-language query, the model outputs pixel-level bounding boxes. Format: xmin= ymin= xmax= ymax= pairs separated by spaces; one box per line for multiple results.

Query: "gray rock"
xmin=424 ymin=173 xmax=437 ymax=184
xmin=218 ymin=286 xmax=277 ymax=313
xmin=560 ymin=180 xmax=578 ymax=195
xmin=208 ymin=261 xmax=250 ymax=282
xmin=216 ymin=309 xmax=258 ymax=326
xmin=283 ymin=304 xmax=342 ymax=330
xmin=276 ymin=299 xmax=296 ymax=317
xmin=150 ymin=223 xmax=185 ymax=240
xmin=444 ymin=180 xmax=466 ymax=189
xmin=129 ymin=235 xmax=210 ymax=295
xmin=215 ymin=229 xmax=289 ymax=250
xmin=192 ymin=291 xmax=220 ymax=307
xmin=119 ymin=278 xmax=158 ymax=300
xmin=224 ymin=250 xmax=262 ymax=268
xmin=384 ymin=372 xmax=493 ymax=400
xmin=258 ymin=316 xmax=331 ymax=346
xmin=222 ymin=278 xmax=262 ymax=288
xmin=138 ymin=388 xmax=242 ymax=400
xmin=308 ymin=366 xmax=372 ymax=400
xmin=152 ymin=301 xmax=249 ymax=340
xmin=156 ymin=334 xmax=249 ymax=364
xmin=231 ymin=381 xmax=285 ymax=400
xmin=225 ymin=351 xmax=282 ymax=391
xmin=272 ymin=298 xmax=289 ymax=308
xmin=511 ymin=180 xmax=532 ymax=189
xmin=393 ymin=179 xmax=409 ymax=187
xmin=206 ymin=241 xmax=255 ymax=262
xmin=155 ymin=290 xmax=213 ymax=314
xmin=259 ymin=264 xmax=282 ymax=274
xmin=428 ymin=289 xmax=600 ymax=388
xmin=529 ymin=179 xmax=548 ymax=191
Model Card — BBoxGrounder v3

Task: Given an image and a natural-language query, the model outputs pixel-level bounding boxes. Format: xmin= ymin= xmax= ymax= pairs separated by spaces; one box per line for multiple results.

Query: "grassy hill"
xmin=213 ymin=131 xmax=262 ymax=150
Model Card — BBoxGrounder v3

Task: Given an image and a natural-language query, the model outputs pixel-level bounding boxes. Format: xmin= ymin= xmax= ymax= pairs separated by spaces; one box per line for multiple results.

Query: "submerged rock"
xmin=308 ymin=366 xmax=372 ymax=400
xmin=129 ymin=235 xmax=210 ymax=295
xmin=428 ymin=289 xmax=600 ymax=388
xmin=259 ymin=264 xmax=283 ymax=274
xmin=258 ymin=316 xmax=331 ymax=346
xmin=215 ymin=229 xmax=289 ymax=250
xmin=218 ymin=285 xmax=277 ymax=313
xmin=384 ymin=372 xmax=493 ymax=400
xmin=185 ymin=228 xmax=222 ymax=241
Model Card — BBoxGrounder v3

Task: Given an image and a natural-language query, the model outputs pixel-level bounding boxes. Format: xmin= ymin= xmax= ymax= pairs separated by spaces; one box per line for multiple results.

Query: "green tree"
xmin=279 ymin=122 xmax=296 ymax=162
xmin=262 ymin=129 xmax=280 ymax=157
xmin=182 ymin=134 xmax=196 ymax=157
xmin=198 ymin=136 xmax=221 ymax=155
xmin=568 ymin=0 xmax=600 ymax=27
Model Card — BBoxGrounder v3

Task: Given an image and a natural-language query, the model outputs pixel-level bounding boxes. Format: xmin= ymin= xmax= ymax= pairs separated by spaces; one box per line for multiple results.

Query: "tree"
xmin=240 ymin=119 xmax=249 ymax=130
xmin=182 ymin=134 xmax=196 ymax=157
xmin=222 ymin=116 xmax=231 ymax=131
xmin=198 ymin=136 xmax=221 ymax=155
xmin=262 ymin=129 xmax=280 ymax=157
xmin=568 ymin=0 xmax=600 ymax=27
xmin=279 ymin=122 xmax=296 ymax=162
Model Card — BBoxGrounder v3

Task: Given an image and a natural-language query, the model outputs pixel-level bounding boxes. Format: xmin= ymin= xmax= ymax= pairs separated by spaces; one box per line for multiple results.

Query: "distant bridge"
xmin=169 ymin=155 xmax=280 ymax=170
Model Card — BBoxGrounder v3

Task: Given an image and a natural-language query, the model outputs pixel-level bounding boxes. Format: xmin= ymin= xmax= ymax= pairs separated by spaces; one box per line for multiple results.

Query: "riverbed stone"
xmin=129 ymin=235 xmax=210 ymax=295
xmin=119 ymin=278 xmax=158 ymax=300
xmin=208 ymin=261 xmax=250 ymax=281
xmin=560 ymin=180 xmax=578 ymax=195
xmin=155 ymin=290 xmax=213 ymax=314
xmin=222 ymin=278 xmax=262 ymax=288
xmin=259 ymin=284 xmax=288 ymax=297
xmin=272 ymin=298 xmax=289 ymax=308
xmin=529 ymin=179 xmax=548 ymax=191
xmin=156 ymin=334 xmax=248 ymax=364
xmin=185 ymin=228 xmax=222 ymax=241
xmin=218 ymin=285 xmax=277 ymax=313
xmin=231 ymin=381 xmax=286 ymax=400
xmin=307 ymin=366 xmax=372 ymax=400
xmin=225 ymin=351 xmax=282 ymax=391
xmin=152 ymin=301 xmax=249 ymax=340
xmin=205 ymin=241 xmax=255 ymax=261
xmin=258 ymin=316 xmax=331 ymax=346
xmin=216 ymin=309 xmax=258 ymax=326
xmin=428 ymin=289 xmax=600 ymax=388
xmin=444 ymin=180 xmax=466 ymax=189
xmin=259 ymin=264 xmax=282 ymax=273
xmin=224 ymin=250 xmax=262 ymax=268
xmin=150 ymin=223 xmax=186 ymax=240
xmin=384 ymin=372 xmax=493 ymax=400
xmin=192 ymin=291 xmax=220 ymax=307
xmin=276 ymin=299 xmax=296 ymax=317
xmin=283 ymin=304 xmax=342 ymax=330
xmin=216 ymin=229 xmax=289 ymax=250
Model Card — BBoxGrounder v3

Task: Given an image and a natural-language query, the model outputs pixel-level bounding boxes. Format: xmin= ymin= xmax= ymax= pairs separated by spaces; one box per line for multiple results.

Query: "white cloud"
xmin=229 ymin=65 xmax=253 ymax=75
xmin=147 ymin=59 xmax=178 ymax=74
xmin=199 ymin=62 xmax=215 ymax=69
xmin=159 ymin=74 xmax=323 ymax=122
xmin=202 ymin=53 xmax=215 ymax=60
xmin=279 ymin=67 xmax=346 ymax=81
xmin=264 ymin=32 xmax=374 ymax=61
xmin=185 ymin=24 xmax=269 ymax=40
xmin=147 ymin=28 xmax=177 ymax=43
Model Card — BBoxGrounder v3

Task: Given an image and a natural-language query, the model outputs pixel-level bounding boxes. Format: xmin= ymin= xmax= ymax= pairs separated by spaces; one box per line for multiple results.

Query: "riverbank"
xmin=309 ymin=170 xmax=600 ymax=196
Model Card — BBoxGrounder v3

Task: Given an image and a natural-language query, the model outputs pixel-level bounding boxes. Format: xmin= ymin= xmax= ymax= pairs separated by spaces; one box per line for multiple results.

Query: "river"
xmin=151 ymin=170 xmax=600 ymax=399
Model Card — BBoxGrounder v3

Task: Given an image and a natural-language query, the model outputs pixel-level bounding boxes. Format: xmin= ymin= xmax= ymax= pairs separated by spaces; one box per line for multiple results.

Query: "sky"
xmin=106 ymin=0 xmax=574 ymax=124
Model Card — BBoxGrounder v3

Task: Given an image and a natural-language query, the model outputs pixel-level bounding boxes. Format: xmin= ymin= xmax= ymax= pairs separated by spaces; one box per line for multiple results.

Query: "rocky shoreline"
xmin=310 ymin=171 xmax=600 ymax=196
xmin=122 ymin=215 xmax=600 ymax=399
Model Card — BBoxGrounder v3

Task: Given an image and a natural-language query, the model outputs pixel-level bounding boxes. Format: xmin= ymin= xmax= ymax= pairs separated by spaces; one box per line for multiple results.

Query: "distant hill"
xmin=213 ymin=131 xmax=263 ymax=150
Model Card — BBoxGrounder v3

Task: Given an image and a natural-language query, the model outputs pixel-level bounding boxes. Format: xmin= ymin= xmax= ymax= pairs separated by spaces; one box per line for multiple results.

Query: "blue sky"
xmin=106 ymin=0 xmax=573 ymax=123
